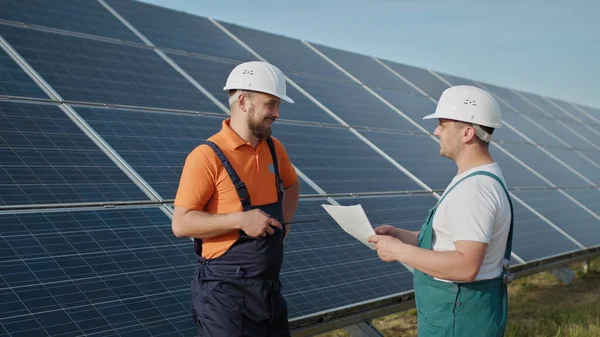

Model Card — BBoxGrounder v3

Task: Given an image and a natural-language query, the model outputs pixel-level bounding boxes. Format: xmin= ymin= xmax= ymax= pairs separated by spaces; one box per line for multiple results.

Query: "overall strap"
xmin=265 ymin=137 xmax=283 ymax=202
xmin=441 ymin=171 xmax=514 ymax=262
xmin=473 ymin=171 xmax=514 ymax=263
xmin=203 ymin=141 xmax=252 ymax=211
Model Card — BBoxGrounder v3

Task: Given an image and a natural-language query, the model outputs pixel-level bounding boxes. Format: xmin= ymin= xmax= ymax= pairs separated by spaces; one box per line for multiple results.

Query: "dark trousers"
xmin=191 ymin=265 xmax=290 ymax=337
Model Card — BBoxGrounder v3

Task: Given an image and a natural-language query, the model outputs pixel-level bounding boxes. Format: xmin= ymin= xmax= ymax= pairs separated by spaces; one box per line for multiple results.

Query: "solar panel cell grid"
xmin=0 ymin=102 xmax=148 ymax=206
xmin=0 ymin=47 xmax=48 ymax=98
xmin=0 ymin=0 xmax=143 ymax=42
xmin=0 ymin=207 xmax=194 ymax=337
xmin=0 ymin=25 xmax=216 ymax=112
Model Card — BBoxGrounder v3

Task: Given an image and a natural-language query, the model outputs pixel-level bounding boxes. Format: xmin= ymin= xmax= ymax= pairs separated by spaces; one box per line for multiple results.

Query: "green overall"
xmin=414 ymin=171 xmax=514 ymax=337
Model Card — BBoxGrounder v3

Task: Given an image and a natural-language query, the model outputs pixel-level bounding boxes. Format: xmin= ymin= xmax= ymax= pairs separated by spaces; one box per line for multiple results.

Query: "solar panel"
xmin=482 ymin=82 xmax=560 ymax=118
xmin=380 ymin=59 xmax=449 ymax=100
xmin=312 ymin=43 xmax=423 ymax=95
xmin=289 ymin=74 xmax=424 ymax=132
xmin=541 ymin=147 xmax=600 ymax=186
xmin=0 ymin=47 xmax=48 ymax=98
xmin=508 ymin=198 xmax=582 ymax=261
xmin=282 ymin=196 xmax=426 ymax=318
xmin=512 ymin=190 xmax=600 ymax=247
xmin=0 ymin=25 xmax=216 ymax=112
xmin=549 ymin=98 xmax=600 ymax=124
xmin=517 ymin=91 xmax=581 ymax=121
xmin=356 ymin=130 xmax=455 ymax=190
xmin=495 ymin=110 xmax=577 ymax=148
xmin=166 ymin=53 xmax=340 ymax=124
xmin=497 ymin=142 xmax=593 ymax=187
xmin=0 ymin=0 xmax=143 ymax=42
xmin=273 ymin=122 xmax=425 ymax=193
xmin=103 ymin=0 xmax=250 ymax=61
xmin=372 ymin=87 xmax=439 ymax=132
xmin=524 ymin=115 xmax=597 ymax=150
xmin=75 ymin=107 xmax=321 ymax=197
xmin=218 ymin=21 xmax=354 ymax=82
xmin=0 ymin=206 xmax=196 ymax=337
xmin=0 ymin=101 xmax=148 ymax=206
xmin=1 ymin=0 xmax=599 ymax=335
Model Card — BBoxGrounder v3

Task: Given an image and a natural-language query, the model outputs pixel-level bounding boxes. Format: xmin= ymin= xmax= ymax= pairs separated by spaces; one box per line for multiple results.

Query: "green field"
xmin=317 ymin=258 xmax=600 ymax=337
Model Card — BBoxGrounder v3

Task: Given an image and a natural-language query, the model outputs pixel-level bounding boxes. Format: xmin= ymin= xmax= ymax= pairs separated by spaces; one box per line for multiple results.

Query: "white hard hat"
xmin=423 ymin=85 xmax=502 ymax=142
xmin=223 ymin=61 xmax=294 ymax=105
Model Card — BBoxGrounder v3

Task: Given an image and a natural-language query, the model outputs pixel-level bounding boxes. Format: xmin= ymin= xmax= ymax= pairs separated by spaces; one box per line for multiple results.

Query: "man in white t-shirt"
xmin=368 ymin=85 xmax=514 ymax=337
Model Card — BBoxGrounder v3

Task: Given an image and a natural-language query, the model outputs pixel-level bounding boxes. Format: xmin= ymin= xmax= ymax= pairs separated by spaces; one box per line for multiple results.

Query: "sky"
xmin=139 ymin=0 xmax=600 ymax=110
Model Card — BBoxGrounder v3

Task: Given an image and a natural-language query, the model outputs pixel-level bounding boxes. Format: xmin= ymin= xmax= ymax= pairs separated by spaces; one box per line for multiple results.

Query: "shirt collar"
xmin=217 ymin=118 xmax=265 ymax=150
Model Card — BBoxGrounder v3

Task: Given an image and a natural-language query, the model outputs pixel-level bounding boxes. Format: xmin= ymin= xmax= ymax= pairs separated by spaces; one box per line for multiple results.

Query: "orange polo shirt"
xmin=174 ymin=118 xmax=298 ymax=258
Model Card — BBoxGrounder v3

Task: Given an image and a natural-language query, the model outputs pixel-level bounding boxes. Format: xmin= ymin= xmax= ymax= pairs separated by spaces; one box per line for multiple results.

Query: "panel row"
xmin=1 ymin=8 xmax=598 ymax=143
xmin=2 ymin=187 xmax=599 ymax=336
xmin=3 ymin=100 xmax=599 ymax=208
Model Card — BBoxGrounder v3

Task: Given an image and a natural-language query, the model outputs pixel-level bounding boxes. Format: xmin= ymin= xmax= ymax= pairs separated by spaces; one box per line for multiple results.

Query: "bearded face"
xmin=242 ymin=92 xmax=280 ymax=139
xmin=247 ymin=103 xmax=277 ymax=139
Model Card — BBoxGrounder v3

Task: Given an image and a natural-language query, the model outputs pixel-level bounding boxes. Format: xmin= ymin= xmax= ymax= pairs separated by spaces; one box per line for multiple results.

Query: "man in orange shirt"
xmin=172 ymin=61 xmax=300 ymax=337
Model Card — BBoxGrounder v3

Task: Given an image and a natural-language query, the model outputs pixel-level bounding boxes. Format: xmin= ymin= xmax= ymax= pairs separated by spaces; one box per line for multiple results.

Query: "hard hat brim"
xmin=280 ymin=94 xmax=294 ymax=104
xmin=422 ymin=113 xmax=438 ymax=120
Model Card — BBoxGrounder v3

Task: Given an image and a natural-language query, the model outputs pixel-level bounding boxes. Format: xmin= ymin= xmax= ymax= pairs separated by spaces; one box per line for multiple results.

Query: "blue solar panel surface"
xmin=288 ymin=73 xmax=422 ymax=131
xmin=356 ymin=130 xmax=455 ymax=190
xmin=0 ymin=102 xmax=148 ymax=206
xmin=76 ymin=107 xmax=320 ymax=198
xmin=281 ymin=196 xmax=428 ymax=318
xmin=380 ymin=59 xmax=449 ymax=100
xmin=0 ymin=207 xmax=195 ymax=337
xmin=218 ymin=21 xmax=355 ymax=82
xmin=1 ymin=0 xmax=599 ymax=335
xmin=0 ymin=48 xmax=47 ymax=98
xmin=0 ymin=25 xmax=214 ymax=112
xmin=104 ymin=0 xmax=250 ymax=60
xmin=312 ymin=43 xmax=422 ymax=95
xmin=508 ymin=198 xmax=582 ymax=261
xmin=0 ymin=0 xmax=143 ymax=42
xmin=273 ymin=122 xmax=424 ymax=193
xmin=512 ymin=190 xmax=600 ymax=247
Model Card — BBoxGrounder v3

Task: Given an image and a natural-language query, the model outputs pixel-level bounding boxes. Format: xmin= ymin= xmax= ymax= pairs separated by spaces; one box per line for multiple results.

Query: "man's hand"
xmin=240 ymin=209 xmax=282 ymax=238
xmin=373 ymin=225 xmax=399 ymax=238
xmin=368 ymin=234 xmax=406 ymax=262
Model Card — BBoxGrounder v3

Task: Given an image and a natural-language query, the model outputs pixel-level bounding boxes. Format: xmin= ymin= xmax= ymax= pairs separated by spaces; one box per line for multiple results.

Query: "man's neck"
xmin=230 ymin=118 xmax=259 ymax=148
xmin=455 ymin=147 xmax=494 ymax=175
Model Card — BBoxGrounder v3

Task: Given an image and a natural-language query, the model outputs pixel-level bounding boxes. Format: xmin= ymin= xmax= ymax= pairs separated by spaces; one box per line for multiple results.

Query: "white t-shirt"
xmin=431 ymin=163 xmax=512 ymax=281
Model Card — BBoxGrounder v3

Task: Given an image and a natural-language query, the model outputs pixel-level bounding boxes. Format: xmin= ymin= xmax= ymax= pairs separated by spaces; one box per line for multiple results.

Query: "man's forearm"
xmin=397 ymin=244 xmax=479 ymax=282
xmin=395 ymin=229 xmax=419 ymax=246
xmin=172 ymin=208 xmax=241 ymax=239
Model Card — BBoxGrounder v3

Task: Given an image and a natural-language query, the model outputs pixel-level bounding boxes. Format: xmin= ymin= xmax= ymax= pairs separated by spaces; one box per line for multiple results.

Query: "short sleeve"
xmin=445 ymin=178 xmax=500 ymax=244
xmin=273 ymin=138 xmax=298 ymax=188
xmin=173 ymin=146 xmax=216 ymax=210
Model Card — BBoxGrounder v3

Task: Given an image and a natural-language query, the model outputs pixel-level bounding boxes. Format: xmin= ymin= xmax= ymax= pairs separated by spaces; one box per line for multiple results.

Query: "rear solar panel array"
xmin=0 ymin=0 xmax=598 ymax=336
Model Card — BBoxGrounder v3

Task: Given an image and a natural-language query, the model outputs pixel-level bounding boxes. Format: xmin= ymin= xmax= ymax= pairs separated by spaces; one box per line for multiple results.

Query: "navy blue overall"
xmin=190 ymin=137 xmax=290 ymax=337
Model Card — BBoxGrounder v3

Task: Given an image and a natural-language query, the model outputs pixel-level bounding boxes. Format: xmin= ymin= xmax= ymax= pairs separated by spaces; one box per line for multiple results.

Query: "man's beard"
xmin=247 ymin=106 xmax=275 ymax=139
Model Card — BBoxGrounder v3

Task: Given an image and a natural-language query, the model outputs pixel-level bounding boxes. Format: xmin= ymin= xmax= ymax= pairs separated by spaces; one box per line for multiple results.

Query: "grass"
xmin=316 ymin=258 xmax=600 ymax=337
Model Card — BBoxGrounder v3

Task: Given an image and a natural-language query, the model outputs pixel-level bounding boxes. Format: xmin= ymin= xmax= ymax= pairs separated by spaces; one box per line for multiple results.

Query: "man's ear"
xmin=237 ymin=92 xmax=249 ymax=112
xmin=463 ymin=126 xmax=477 ymax=143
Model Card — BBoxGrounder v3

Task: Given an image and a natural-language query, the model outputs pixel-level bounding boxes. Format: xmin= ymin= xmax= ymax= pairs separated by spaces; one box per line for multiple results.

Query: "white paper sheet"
xmin=321 ymin=204 xmax=376 ymax=249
